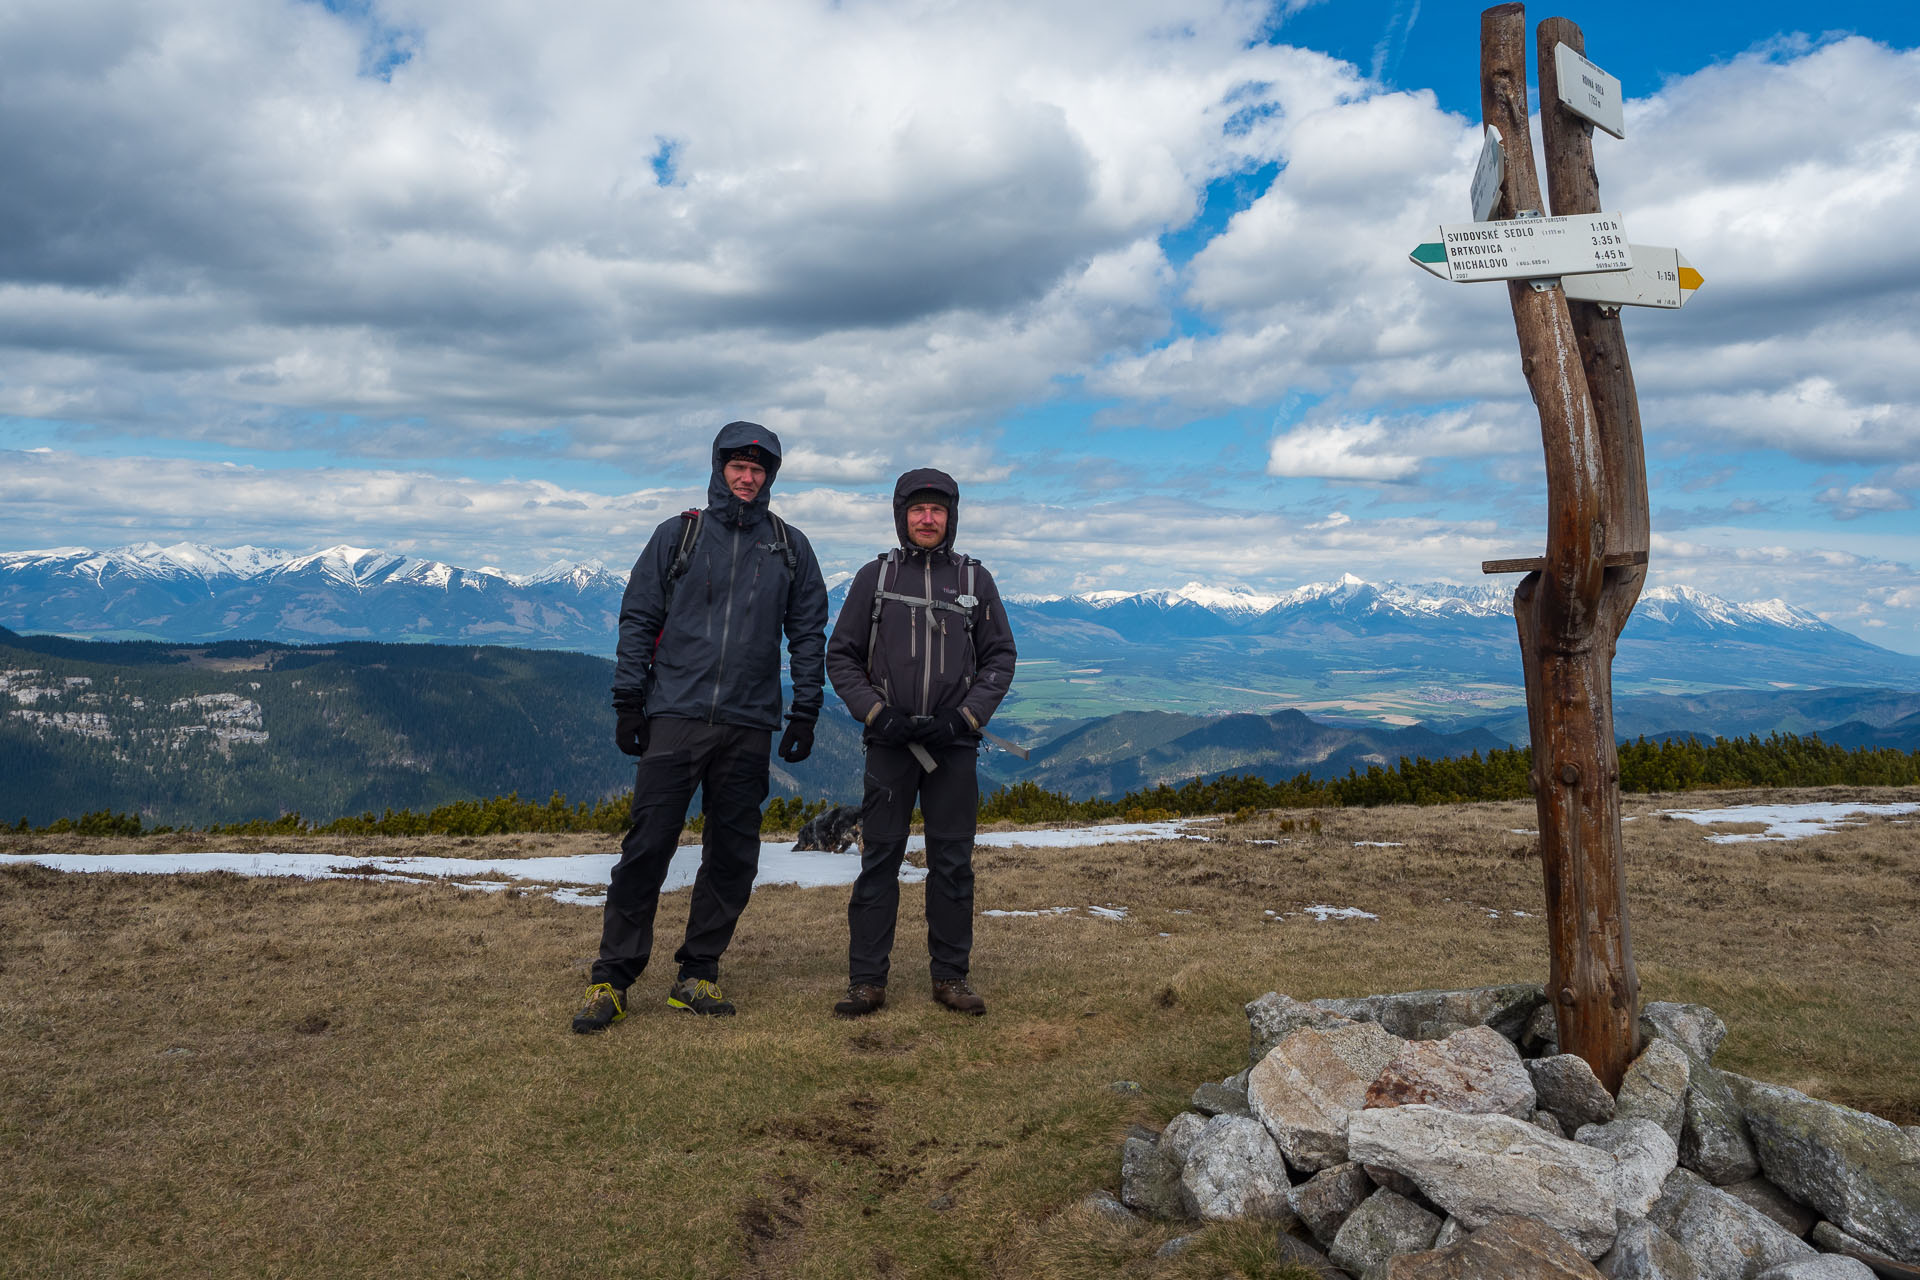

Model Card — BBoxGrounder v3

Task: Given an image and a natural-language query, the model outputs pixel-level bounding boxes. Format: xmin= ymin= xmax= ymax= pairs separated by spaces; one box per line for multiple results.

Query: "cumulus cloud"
xmin=0 ymin=0 xmax=1325 ymax=463
xmin=3 ymin=6 xmax=1920 ymax=651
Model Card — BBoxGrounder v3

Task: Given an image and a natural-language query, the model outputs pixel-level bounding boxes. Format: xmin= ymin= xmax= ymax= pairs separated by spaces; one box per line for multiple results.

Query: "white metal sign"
xmin=1431 ymin=212 xmax=1632 ymax=282
xmin=1561 ymin=245 xmax=1703 ymax=308
xmin=1471 ymin=125 xmax=1505 ymax=221
xmin=1554 ymin=43 xmax=1624 ymax=139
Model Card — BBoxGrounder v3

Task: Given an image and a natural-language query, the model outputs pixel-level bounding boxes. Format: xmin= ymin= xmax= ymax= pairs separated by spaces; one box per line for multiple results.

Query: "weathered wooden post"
xmin=1483 ymin=2 xmax=1640 ymax=1089
xmin=1408 ymin=4 xmax=1702 ymax=1089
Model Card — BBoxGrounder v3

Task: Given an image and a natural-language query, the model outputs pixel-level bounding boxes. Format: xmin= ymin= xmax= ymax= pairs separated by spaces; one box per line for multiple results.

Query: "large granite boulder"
xmin=1329 ymin=1188 xmax=1442 ymax=1276
xmin=1530 ymin=1054 xmax=1619 ymax=1132
xmin=1346 ymin=1103 xmax=1619 ymax=1258
xmin=1752 ymin=1260 xmax=1876 ymax=1279
xmin=1720 ymin=1177 xmax=1817 ymax=1239
xmin=1649 ymin=1167 xmax=1817 ymax=1279
xmin=1178 ymin=1114 xmax=1295 ymax=1222
xmin=1386 ymin=1215 xmax=1608 ymax=1279
xmin=1616 ymin=1040 xmax=1692 ymax=1144
xmin=1291 ymin=1161 xmax=1375 ymax=1247
xmin=1120 ymin=1136 xmax=1185 ymax=1219
xmin=1249 ymin=1021 xmax=1406 ymax=1171
xmin=1597 ymin=1218 xmax=1707 ymax=1280
xmin=1247 ymin=991 xmax=1357 ymax=1066
xmin=1159 ymin=1110 xmax=1210 ymax=1165
xmin=1364 ymin=1025 xmax=1538 ymax=1120
xmin=1640 ymin=1003 xmax=1729 ymax=1063
xmin=1578 ymin=1117 xmax=1681 ymax=1219
xmin=1683 ymin=1062 xmax=1762 ymax=1185
xmin=1192 ymin=1078 xmax=1252 ymax=1118
xmin=1314 ymin=984 xmax=1547 ymax=1044
xmin=1734 ymin=1077 xmax=1920 ymax=1260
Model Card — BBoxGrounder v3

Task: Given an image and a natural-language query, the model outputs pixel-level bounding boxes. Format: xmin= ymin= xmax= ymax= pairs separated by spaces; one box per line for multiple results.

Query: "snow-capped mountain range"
xmin=2 ymin=542 xmax=1911 ymax=699
xmin=3 ymin=541 xmax=619 ymax=594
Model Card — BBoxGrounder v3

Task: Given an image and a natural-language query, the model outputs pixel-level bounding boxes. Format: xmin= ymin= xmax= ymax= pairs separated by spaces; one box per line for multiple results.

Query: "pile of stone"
xmin=1106 ymin=985 xmax=1920 ymax=1278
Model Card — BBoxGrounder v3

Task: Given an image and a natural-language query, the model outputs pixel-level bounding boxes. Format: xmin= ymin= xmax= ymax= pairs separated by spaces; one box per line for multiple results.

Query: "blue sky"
xmin=2 ymin=0 xmax=1918 ymax=652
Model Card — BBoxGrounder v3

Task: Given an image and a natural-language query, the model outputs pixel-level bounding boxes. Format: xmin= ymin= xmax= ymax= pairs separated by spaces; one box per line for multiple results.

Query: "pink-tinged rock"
xmin=1364 ymin=1025 xmax=1537 ymax=1120
xmin=1384 ymin=1215 xmax=1607 ymax=1279
xmin=1250 ymin=1021 xmax=1407 ymax=1172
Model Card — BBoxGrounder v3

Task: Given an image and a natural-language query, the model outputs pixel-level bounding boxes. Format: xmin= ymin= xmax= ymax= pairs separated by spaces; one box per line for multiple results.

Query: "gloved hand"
xmin=778 ymin=717 xmax=815 ymax=763
xmin=615 ymin=708 xmax=650 ymax=757
xmin=912 ymin=707 xmax=971 ymax=748
xmin=867 ymin=706 xmax=913 ymax=748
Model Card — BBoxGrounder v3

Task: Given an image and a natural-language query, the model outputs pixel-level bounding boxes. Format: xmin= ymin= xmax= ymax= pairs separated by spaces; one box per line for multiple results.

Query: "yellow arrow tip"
xmin=1678 ymin=266 xmax=1704 ymax=291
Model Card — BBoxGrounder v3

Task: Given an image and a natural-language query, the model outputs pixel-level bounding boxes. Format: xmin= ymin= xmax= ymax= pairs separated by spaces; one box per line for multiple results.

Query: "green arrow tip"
xmin=1410 ymin=242 xmax=1445 ymax=264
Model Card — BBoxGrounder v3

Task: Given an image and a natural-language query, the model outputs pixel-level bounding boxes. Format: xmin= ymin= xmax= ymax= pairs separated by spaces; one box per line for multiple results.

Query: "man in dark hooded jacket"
xmin=573 ymin=421 xmax=829 ymax=1031
xmin=824 ymin=469 xmax=1016 ymax=1017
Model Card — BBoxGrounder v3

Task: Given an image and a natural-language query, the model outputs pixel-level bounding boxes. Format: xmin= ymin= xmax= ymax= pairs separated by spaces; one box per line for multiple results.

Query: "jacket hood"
xmin=708 ymin=421 xmax=782 ymax=526
xmin=892 ymin=467 xmax=959 ymax=553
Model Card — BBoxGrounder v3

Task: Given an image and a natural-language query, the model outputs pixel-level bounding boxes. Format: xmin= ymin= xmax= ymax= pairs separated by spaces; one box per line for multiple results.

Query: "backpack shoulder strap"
xmin=667 ymin=509 xmax=702 ymax=585
xmin=765 ymin=512 xmax=798 ymax=573
xmin=866 ymin=553 xmax=899 ymax=677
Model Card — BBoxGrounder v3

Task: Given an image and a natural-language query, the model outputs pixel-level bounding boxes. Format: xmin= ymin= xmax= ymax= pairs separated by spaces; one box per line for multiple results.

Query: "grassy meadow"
xmin=3 ymin=785 xmax=1918 ymax=1278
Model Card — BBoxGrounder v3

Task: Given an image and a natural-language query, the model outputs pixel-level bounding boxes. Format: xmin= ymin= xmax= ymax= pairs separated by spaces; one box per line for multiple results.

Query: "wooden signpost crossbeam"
xmin=1482 ymin=2 xmax=1644 ymax=1090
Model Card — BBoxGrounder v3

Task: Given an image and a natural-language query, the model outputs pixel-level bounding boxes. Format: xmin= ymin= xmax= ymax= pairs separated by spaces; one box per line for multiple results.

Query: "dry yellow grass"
xmin=3 ymin=785 xmax=1917 ymax=1278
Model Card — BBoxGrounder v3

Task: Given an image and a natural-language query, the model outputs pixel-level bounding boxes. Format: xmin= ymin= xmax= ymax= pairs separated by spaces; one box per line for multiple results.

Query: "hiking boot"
xmin=931 ymin=978 xmax=986 ymax=1016
xmin=571 ymin=982 xmax=627 ymax=1034
xmin=667 ymin=976 xmax=736 ymax=1017
xmin=834 ymin=983 xmax=887 ymax=1018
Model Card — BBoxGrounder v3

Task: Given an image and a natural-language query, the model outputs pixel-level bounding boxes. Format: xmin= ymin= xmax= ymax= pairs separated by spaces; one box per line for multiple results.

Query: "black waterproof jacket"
xmin=611 ymin=422 xmax=829 ymax=731
xmin=826 ymin=468 xmax=1016 ymax=737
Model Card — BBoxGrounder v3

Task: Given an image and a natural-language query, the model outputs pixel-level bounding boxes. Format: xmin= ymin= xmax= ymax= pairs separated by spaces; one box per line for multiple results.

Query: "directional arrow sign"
xmin=1561 ymin=245 xmax=1704 ymax=308
xmin=1554 ymin=43 xmax=1625 ymax=139
xmin=1411 ymin=213 xmax=1633 ymax=282
xmin=1470 ymin=125 xmax=1504 ymax=221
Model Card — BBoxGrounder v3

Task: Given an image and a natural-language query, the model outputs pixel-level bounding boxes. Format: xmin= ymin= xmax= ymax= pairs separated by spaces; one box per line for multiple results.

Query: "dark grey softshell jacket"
xmin=824 ymin=468 xmax=1016 ymax=735
xmin=611 ymin=423 xmax=829 ymax=731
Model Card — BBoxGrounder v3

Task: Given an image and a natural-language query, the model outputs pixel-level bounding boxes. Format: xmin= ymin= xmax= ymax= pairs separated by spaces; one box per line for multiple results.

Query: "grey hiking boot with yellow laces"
xmin=571 ymin=982 xmax=627 ymax=1034
xmin=667 ymin=976 xmax=736 ymax=1017
xmin=931 ymin=978 xmax=986 ymax=1016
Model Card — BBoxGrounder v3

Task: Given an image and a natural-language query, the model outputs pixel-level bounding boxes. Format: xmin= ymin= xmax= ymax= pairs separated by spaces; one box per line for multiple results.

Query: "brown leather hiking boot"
xmin=931 ymin=978 xmax=986 ymax=1016
xmin=833 ymin=983 xmax=887 ymax=1018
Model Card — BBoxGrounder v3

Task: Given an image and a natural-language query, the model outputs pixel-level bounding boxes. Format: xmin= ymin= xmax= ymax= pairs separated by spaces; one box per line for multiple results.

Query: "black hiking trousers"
xmin=848 ymin=741 xmax=980 ymax=988
xmin=592 ymin=717 xmax=770 ymax=990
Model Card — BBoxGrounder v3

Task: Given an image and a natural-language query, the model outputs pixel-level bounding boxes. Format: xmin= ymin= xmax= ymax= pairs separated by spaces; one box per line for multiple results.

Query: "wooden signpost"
xmin=1408 ymin=5 xmax=1705 ymax=1090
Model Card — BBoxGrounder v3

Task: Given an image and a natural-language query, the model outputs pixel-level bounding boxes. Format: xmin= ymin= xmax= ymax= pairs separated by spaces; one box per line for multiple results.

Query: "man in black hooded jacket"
xmin=825 ymin=468 xmax=1016 ymax=1017
xmin=573 ymin=421 xmax=829 ymax=1031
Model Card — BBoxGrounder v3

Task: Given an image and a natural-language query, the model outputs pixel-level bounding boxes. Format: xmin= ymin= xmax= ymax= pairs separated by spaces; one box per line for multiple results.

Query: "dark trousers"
xmin=848 ymin=741 xmax=979 ymax=987
xmin=592 ymin=717 xmax=771 ymax=989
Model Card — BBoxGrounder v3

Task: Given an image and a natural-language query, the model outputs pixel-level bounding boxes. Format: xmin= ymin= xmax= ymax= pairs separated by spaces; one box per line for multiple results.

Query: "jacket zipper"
xmin=710 ymin=524 xmax=741 ymax=723
xmin=919 ymin=556 xmax=934 ymax=715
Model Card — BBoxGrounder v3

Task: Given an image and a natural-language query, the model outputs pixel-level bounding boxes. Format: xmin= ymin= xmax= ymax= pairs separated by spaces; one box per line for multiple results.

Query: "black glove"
xmin=867 ymin=706 xmax=913 ymax=748
xmin=615 ymin=708 xmax=650 ymax=757
xmin=912 ymin=707 xmax=971 ymax=748
xmin=778 ymin=717 xmax=815 ymax=763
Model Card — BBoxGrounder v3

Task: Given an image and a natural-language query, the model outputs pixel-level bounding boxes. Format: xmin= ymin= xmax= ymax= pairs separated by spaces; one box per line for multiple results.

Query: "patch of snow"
xmin=1303 ymin=905 xmax=1378 ymax=922
xmin=0 ymin=844 xmax=926 ymax=904
xmin=1352 ymin=841 xmax=1403 ymax=847
xmin=0 ymin=822 xmax=1202 ymax=905
xmin=1658 ymin=800 xmax=1920 ymax=843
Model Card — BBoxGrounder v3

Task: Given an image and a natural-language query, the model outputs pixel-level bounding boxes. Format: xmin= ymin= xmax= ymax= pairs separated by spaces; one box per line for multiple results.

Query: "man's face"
xmin=723 ymin=457 xmax=767 ymax=503
xmin=906 ymin=501 xmax=949 ymax=548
